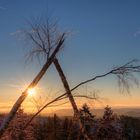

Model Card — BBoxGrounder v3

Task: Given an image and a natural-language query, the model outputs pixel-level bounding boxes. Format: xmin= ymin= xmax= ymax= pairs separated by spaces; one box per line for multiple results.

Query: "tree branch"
xmin=23 ymin=59 xmax=140 ymax=130
xmin=0 ymin=34 xmax=65 ymax=138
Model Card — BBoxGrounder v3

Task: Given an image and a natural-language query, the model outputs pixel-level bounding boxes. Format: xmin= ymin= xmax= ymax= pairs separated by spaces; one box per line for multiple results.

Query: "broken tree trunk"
xmin=0 ymin=34 xmax=65 ymax=138
xmin=53 ymin=57 xmax=91 ymax=140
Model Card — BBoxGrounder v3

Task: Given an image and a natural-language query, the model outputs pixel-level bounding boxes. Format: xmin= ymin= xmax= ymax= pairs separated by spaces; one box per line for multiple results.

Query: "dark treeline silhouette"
xmin=0 ymin=105 xmax=140 ymax=140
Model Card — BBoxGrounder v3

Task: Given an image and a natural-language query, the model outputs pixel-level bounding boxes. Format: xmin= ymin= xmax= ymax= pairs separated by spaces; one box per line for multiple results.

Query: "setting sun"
xmin=0 ymin=1 xmax=140 ymax=139
xmin=27 ymin=88 xmax=36 ymax=96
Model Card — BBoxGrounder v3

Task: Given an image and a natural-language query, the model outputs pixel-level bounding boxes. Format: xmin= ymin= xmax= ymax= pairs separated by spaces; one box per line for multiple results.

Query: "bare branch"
xmin=23 ymin=59 xmax=140 ymax=130
xmin=0 ymin=32 xmax=65 ymax=138
xmin=46 ymin=95 xmax=97 ymax=108
xmin=53 ymin=58 xmax=91 ymax=140
xmin=23 ymin=93 xmax=97 ymax=130
xmin=23 ymin=18 xmax=65 ymax=63
xmin=72 ymin=59 xmax=140 ymax=93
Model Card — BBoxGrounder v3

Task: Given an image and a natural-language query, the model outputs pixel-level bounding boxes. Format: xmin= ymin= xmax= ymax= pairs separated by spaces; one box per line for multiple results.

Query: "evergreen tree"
xmin=33 ymin=116 xmax=48 ymax=140
xmin=95 ymin=105 xmax=123 ymax=140
xmin=80 ymin=104 xmax=95 ymax=124
xmin=61 ymin=117 xmax=70 ymax=139
xmin=103 ymin=105 xmax=114 ymax=122
xmin=1 ymin=108 xmax=35 ymax=140
xmin=79 ymin=104 xmax=95 ymax=139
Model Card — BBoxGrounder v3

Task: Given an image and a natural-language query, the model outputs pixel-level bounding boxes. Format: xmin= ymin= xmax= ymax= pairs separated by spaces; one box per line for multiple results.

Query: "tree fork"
xmin=0 ymin=34 xmax=65 ymax=138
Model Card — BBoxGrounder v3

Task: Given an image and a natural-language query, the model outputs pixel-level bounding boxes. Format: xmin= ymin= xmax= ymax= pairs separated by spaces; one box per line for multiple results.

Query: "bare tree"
xmin=0 ymin=18 xmax=65 ymax=137
xmin=30 ymin=95 xmax=47 ymax=112
xmin=22 ymin=57 xmax=140 ymax=140
xmin=53 ymin=57 xmax=91 ymax=139
xmin=23 ymin=18 xmax=91 ymax=140
xmin=1 ymin=16 xmax=140 ymax=140
xmin=24 ymin=18 xmax=65 ymax=63
xmin=23 ymin=59 xmax=140 ymax=129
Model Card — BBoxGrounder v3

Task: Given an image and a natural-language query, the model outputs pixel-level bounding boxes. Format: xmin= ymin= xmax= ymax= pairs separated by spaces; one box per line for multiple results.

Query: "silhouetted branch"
xmin=23 ymin=59 xmax=140 ymax=130
xmin=0 ymin=19 xmax=66 ymax=138
xmin=53 ymin=58 xmax=91 ymax=140
xmin=72 ymin=59 xmax=140 ymax=93
xmin=47 ymin=95 xmax=97 ymax=107
xmin=24 ymin=18 xmax=65 ymax=62
xmin=59 ymin=94 xmax=97 ymax=101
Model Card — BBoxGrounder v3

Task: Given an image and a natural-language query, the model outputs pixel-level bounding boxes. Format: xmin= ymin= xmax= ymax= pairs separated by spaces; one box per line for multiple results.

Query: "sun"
xmin=27 ymin=88 xmax=36 ymax=96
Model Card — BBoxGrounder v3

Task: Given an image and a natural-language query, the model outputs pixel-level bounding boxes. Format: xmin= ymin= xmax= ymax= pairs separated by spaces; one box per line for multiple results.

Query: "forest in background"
xmin=0 ymin=105 xmax=140 ymax=140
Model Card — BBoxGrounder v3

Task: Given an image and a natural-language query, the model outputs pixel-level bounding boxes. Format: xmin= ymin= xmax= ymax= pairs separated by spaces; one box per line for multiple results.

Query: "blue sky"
xmin=0 ymin=0 xmax=140 ymax=111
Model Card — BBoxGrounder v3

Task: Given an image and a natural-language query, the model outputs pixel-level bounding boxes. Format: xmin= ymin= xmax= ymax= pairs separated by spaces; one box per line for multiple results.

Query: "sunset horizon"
xmin=0 ymin=0 xmax=140 ymax=139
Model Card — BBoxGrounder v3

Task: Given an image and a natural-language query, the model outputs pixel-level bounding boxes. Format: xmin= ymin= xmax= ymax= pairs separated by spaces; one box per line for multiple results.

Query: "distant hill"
xmin=47 ymin=108 xmax=140 ymax=117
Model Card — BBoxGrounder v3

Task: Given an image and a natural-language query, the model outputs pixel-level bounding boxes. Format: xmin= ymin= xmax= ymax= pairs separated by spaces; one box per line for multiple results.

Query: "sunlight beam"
xmin=27 ymin=88 xmax=36 ymax=96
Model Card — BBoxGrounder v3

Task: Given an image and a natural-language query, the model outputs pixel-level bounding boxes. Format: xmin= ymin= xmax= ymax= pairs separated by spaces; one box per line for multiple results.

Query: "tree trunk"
xmin=0 ymin=34 xmax=65 ymax=138
xmin=53 ymin=58 xmax=91 ymax=140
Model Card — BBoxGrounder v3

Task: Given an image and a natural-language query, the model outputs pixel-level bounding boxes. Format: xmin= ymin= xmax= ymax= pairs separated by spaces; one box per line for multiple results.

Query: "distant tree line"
xmin=0 ymin=105 xmax=140 ymax=140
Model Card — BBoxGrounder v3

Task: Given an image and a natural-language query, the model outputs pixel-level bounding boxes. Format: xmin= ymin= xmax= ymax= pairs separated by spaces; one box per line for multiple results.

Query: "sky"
xmin=0 ymin=0 xmax=140 ymax=114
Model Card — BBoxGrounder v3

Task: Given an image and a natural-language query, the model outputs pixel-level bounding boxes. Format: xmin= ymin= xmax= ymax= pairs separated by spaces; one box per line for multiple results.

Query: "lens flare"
xmin=27 ymin=88 xmax=36 ymax=96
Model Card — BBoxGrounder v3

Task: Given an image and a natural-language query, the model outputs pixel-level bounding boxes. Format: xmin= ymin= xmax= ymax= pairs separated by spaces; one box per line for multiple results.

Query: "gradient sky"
xmin=0 ymin=0 xmax=140 ymax=113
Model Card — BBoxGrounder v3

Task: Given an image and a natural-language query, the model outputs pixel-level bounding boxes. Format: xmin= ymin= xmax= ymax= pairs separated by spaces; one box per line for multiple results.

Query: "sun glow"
xmin=27 ymin=88 xmax=36 ymax=96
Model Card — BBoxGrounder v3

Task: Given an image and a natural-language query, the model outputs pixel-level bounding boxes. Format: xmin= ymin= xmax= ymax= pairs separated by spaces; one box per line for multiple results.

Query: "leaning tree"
xmin=21 ymin=19 xmax=140 ymax=140
xmin=22 ymin=18 xmax=91 ymax=139
xmin=0 ymin=17 xmax=140 ymax=140
xmin=0 ymin=18 xmax=65 ymax=137
xmin=0 ymin=18 xmax=91 ymax=139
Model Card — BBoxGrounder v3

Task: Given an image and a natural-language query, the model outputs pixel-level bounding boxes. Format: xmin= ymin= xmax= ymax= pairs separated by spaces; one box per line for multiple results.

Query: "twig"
xmin=23 ymin=60 xmax=140 ymax=129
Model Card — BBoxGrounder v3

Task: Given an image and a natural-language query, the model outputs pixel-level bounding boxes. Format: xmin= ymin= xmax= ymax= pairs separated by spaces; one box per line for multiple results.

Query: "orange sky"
xmin=0 ymin=84 xmax=140 ymax=114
